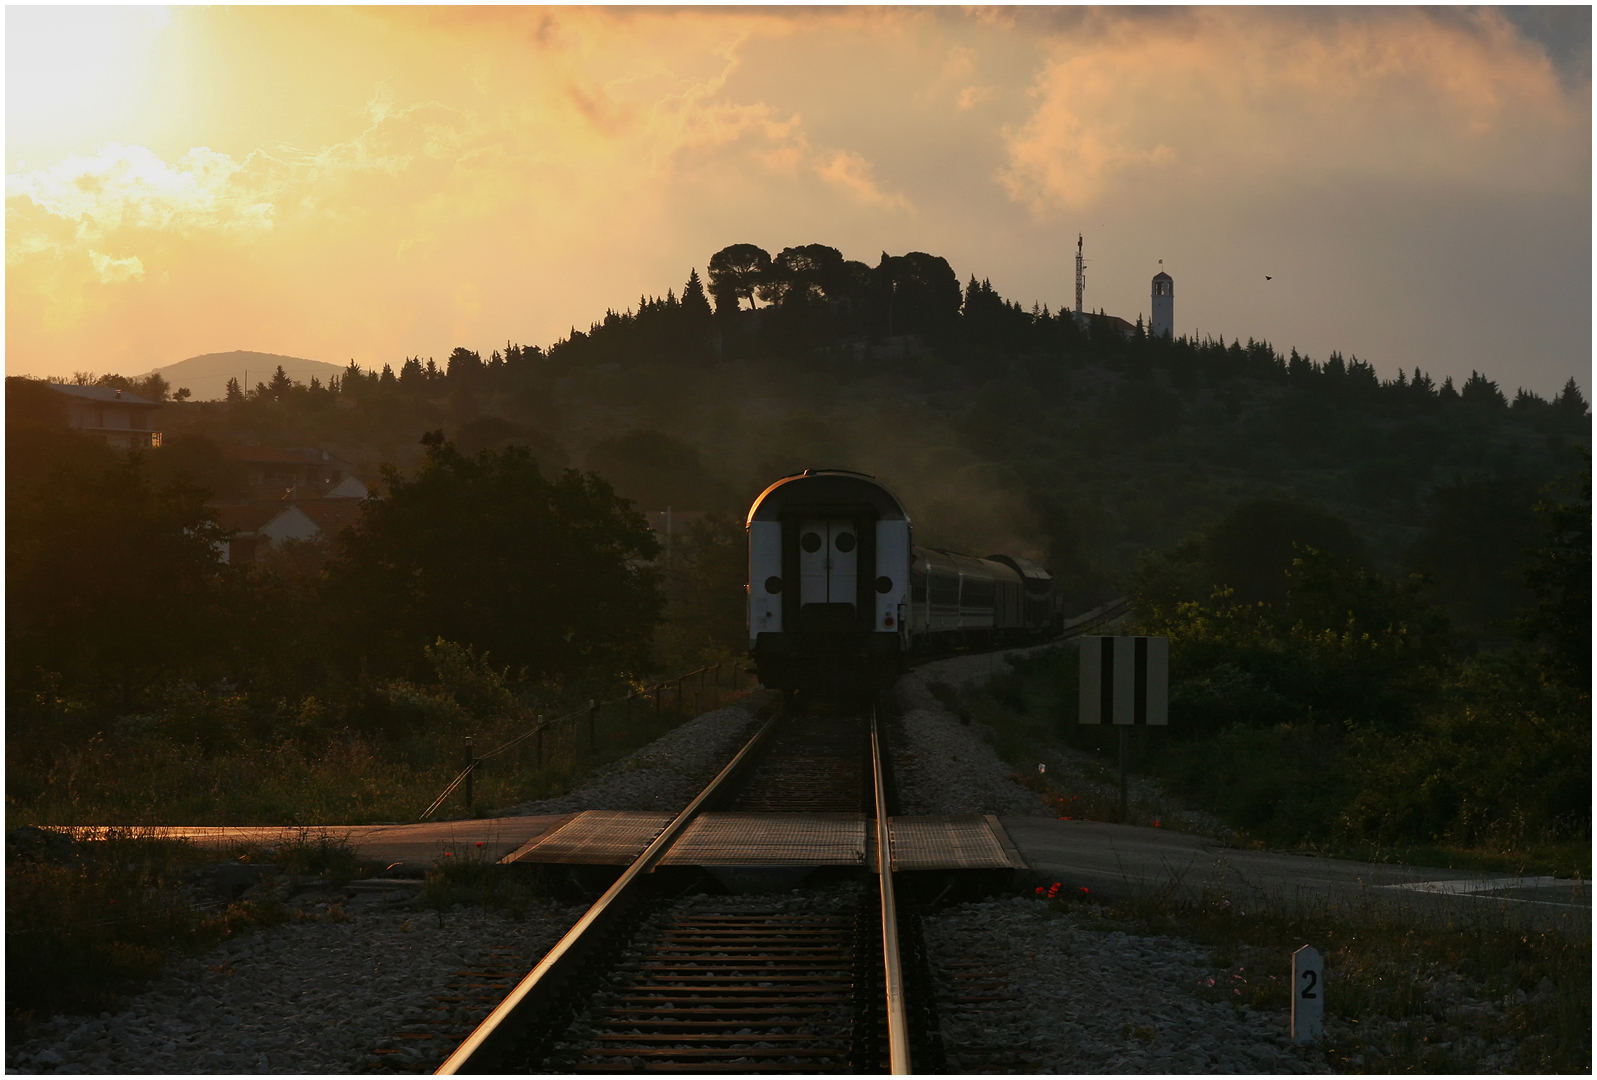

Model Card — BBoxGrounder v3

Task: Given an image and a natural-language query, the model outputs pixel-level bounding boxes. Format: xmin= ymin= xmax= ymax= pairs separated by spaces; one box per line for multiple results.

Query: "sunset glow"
xmin=6 ymin=6 xmax=1589 ymax=394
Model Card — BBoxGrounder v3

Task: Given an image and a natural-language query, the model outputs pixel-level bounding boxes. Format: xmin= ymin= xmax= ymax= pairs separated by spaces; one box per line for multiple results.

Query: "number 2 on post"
xmin=1300 ymin=970 xmax=1318 ymax=999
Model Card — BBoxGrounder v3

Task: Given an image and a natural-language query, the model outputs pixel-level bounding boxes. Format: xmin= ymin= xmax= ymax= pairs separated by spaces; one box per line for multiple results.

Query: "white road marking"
xmin=1382 ymin=875 xmax=1589 ymax=908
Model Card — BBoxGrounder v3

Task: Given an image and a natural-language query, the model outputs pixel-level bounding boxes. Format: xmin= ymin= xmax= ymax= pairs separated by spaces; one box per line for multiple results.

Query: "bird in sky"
xmin=1265 ymin=275 xmax=1273 ymax=280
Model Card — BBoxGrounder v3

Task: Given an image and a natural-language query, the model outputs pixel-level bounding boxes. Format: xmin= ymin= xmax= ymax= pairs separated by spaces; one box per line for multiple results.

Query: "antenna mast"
xmin=1074 ymin=234 xmax=1085 ymax=315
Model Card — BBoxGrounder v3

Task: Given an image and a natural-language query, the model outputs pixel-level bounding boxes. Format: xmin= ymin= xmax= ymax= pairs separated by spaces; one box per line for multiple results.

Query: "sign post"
xmin=1078 ymin=636 xmax=1169 ymax=822
xmin=1291 ymin=945 xmax=1324 ymax=1044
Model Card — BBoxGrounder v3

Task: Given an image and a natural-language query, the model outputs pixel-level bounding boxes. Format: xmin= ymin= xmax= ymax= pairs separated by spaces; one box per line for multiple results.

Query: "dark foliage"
xmin=323 ymin=433 xmax=663 ymax=682
xmin=6 ymin=382 xmax=232 ymax=701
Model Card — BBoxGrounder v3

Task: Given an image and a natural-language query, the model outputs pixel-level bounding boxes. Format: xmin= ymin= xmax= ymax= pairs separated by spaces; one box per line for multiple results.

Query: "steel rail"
xmin=871 ymin=707 xmax=913 ymax=1074
xmin=435 ymin=704 xmax=784 ymax=1075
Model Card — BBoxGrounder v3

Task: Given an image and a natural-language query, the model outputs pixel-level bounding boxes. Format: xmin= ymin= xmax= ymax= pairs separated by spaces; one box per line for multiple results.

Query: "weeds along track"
xmin=436 ymin=702 xmax=915 ymax=1074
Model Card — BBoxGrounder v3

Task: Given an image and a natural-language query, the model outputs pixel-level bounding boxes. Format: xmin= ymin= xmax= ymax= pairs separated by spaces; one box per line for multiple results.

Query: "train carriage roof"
xmin=987 ymin=554 xmax=1053 ymax=591
xmin=915 ymin=547 xmax=1024 ymax=583
xmin=747 ymin=470 xmax=909 ymax=525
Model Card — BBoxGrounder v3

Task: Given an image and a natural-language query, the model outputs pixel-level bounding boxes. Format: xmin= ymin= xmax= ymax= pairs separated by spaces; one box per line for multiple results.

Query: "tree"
xmin=876 ymin=251 xmax=962 ymax=336
xmin=1460 ymin=370 xmax=1507 ymax=409
xmin=267 ymin=365 xmax=294 ymax=401
xmin=762 ymin=244 xmax=846 ymax=308
xmin=1404 ymin=478 xmax=1540 ymax=645
xmin=7 ymin=449 xmax=231 ymax=697
xmin=1519 ymin=466 xmax=1591 ymax=685
xmin=1200 ymin=498 xmax=1367 ymax=609
xmin=586 ymin=428 xmax=736 ymax=510
xmin=656 ymin=512 xmax=749 ymax=668
xmin=225 ymin=377 xmax=244 ymax=403
xmin=707 ymin=244 xmax=772 ymax=313
xmin=133 ymin=372 xmax=170 ymax=403
xmin=446 ymin=347 xmax=484 ymax=382
xmin=323 ymin=433 xmax=663 ymax=681
xmin=681 ymin=268 xmax=713 ymax=324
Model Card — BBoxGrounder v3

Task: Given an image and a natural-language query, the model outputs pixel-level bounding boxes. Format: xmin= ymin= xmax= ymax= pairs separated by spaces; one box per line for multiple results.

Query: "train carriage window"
xmin=834 ymin=531 xmax=856 ymax=552
xmin=800 ymin=532 xmax=823 ymax=552
xmin=875 ymin=576 xmax=893 ymax=594
xmin=964 ymin=578 xmax=996 ymax=608
xmin=928 ymin=572 xmax=959 ymax=605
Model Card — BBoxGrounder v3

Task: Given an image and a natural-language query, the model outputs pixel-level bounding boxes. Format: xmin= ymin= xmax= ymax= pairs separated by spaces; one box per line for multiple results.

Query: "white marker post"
xmin=1291 ymin=945 xmax=1323 ymax=1044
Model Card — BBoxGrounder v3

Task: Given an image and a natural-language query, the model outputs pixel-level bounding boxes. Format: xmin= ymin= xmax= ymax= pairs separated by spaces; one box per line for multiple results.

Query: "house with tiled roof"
xmin=214 ymin=498 xmax=370 ymax=564
xmin=47 ymin=384 xmax=161 ymax=450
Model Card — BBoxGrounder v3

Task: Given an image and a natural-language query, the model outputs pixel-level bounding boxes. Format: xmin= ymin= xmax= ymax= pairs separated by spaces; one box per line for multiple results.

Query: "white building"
xmin=1150 ymin=270 xmax=1174 ymax=339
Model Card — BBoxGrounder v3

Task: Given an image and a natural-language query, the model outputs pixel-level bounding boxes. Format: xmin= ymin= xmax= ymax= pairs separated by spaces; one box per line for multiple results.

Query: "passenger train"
xmin=747 ymin=470 xmax=1064 ymax=692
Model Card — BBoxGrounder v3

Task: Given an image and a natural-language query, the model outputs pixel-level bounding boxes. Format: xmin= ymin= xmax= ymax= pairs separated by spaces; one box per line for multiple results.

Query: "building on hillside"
xmin=214 ymin=498 xmax=366 ymax=564
xmin=47 ymin=384 xmax=161 ymax=450
xmin=229 ymin=446 xmax=365 ymax=500
xmin=1151 ymin=270 xmax=1174 ymax=339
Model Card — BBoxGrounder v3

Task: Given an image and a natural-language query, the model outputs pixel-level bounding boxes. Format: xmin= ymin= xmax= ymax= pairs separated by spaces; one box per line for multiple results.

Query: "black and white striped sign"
xmin=1078 ymin=636 xmax=1169 ymax=725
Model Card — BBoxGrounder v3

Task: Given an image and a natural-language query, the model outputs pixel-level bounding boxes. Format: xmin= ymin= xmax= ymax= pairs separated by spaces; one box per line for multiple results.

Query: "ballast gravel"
xmin=7 ymin=901 xmax=584 ymax=1075
xmin=497 ymin=693 xmax=771 ymax=817
xmin=925 ymin=895 xmax=1332 ymax=1074
xmin=892 ymin=647 xmax=1059 ymax=817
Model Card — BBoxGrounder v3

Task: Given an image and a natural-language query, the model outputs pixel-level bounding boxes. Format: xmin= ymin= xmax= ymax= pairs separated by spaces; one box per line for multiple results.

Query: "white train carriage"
xmin=747 ymin=470 xmax=911 ymax=692
xmin=747 ymin=469 xmax=1061 ymax=692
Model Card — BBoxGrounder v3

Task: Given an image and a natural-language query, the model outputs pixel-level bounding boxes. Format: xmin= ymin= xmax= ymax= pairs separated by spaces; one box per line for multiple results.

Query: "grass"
xmin=947 ymin=646 xmax=1591 ymax=879
xmin=1042 ymin=881 xmax=1590 ymax=1073
xmin=6 ymin=686 xmax=753 ymax=829
xmin=4 ymin=828 xmax=350 ymax=1027
xmin=419 ymin=842 xmax=559 ymax=926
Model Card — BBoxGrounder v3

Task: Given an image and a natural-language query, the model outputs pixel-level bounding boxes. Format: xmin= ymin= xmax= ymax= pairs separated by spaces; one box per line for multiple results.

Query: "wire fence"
xmin=418 ymin=661 xmax=759 ymax=821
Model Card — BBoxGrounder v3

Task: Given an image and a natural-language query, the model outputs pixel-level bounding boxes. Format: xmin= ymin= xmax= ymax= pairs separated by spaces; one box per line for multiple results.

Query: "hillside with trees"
xmin=6 ymin=242 xmax=1588 ymax=851
xmin=139 ymin=241 xmax=1588 ymax=626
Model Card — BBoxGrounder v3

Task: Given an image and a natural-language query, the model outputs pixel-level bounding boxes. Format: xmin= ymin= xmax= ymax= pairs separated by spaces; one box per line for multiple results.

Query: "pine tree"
xmin=682 ymin=268 xmax=713 ymax=323
xmin=1554 ymin=377 xmax=1588 ymax=420
xmin=225 ymin=377 xmax=243 ymax=403
xmin=268 ymin=365 xmax=294 ymax=400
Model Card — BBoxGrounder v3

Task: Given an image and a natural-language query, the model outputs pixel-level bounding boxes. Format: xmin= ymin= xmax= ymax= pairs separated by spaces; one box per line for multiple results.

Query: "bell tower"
xmin=1150 ymin=263 xmax=1173 ymax=339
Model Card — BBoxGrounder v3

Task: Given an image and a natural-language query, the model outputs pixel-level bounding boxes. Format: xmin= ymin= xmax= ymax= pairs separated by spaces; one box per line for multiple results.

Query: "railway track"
xmin=435 ymin=702 xmax=914 ymax=1074
xmin=378 ymin=608 xmax=1124 ymax=1073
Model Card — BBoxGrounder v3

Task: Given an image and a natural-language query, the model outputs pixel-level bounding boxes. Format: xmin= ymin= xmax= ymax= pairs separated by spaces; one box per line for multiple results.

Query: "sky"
xmin=5 ymin=5 xmax=1591 ymax=397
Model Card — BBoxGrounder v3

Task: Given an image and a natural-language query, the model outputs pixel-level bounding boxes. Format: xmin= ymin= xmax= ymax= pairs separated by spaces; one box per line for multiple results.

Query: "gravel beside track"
xmin=925 ymin=895 xmax=1332 ymax=1074
xmin=497 ymin=692 xmax=771 ymax=817
xmin=7 ymin=901 xmax=584 ymax=1075
xmin=892 ymin=647 xmax=1058 ymax=817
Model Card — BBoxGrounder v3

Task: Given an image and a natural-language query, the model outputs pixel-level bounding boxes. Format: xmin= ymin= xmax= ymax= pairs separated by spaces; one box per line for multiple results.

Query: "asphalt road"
xmin=1001 ymin=816 xmax=1590 ymax=931
xmin=84 ymin=815 xmax=1589 ymax=933
xmin=66 ymin=818 xmax=574 ymax=874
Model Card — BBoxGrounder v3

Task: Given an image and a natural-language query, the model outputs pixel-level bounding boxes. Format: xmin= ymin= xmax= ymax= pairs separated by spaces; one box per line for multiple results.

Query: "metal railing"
xmin=418 ymin=661 xmax=758 ymax=821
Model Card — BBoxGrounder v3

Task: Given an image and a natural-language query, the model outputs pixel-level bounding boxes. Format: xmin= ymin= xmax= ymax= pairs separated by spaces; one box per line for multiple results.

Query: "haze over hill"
xmin=145 ymin=351 xmax=344 ymax=401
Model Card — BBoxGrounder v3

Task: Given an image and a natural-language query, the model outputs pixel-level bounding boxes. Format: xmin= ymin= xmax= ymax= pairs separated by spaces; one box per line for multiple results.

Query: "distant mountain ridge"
xmin=145 ymin=351 xmax=345 ymax=401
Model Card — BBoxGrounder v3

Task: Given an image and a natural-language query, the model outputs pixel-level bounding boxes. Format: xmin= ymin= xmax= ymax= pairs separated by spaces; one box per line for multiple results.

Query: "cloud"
xmin=89 ymin=250 xmax=144 ymax=283
xmin=956 ymin=85 xmax=998 ymax=111
xmin=999 ymin=7 xmax=1587 ymax=216
xmin=12 ymin=144 xmax=249 ymax=236
xmin=814 ymin=149 xmax=912 ymax=212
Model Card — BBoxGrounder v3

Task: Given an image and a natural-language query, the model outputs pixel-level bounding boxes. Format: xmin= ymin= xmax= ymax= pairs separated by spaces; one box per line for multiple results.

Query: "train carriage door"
xmin=798 ymin=520 xmax=859 ymax=620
